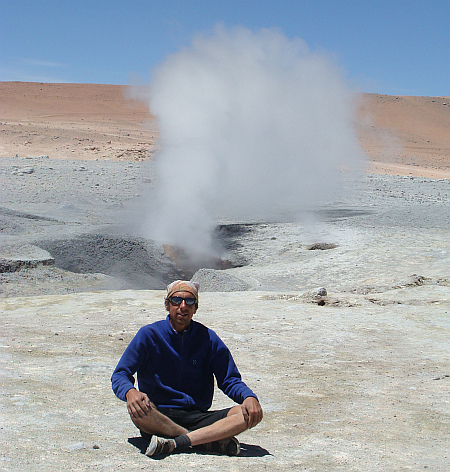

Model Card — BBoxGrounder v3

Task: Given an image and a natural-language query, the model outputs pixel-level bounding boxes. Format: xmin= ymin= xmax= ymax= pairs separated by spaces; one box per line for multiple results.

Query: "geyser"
xmin=139 ymin=26 xmax=364 ymax=257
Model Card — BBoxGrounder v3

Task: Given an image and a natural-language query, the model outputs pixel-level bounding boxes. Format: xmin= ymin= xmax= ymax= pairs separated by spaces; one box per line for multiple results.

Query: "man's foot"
xmin=145 ymin=436 xmax=176 ymax=457
xmin=202 ymin=436 xmax=240 ymax=456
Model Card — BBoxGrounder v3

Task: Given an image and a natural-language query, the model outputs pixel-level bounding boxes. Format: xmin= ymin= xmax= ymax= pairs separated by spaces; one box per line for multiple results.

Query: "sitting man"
xmin=111 ymin=280 xmax=263 ymax=457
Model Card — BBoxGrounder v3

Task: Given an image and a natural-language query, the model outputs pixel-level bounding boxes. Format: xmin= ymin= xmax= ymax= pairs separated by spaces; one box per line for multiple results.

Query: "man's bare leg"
xmin=144 ymin=405 xmax=254 ymax=456
xmin=187 ymin=405 xmax=247 ymax=447
xmin=130 ymin=404 xmax=188 ymax=438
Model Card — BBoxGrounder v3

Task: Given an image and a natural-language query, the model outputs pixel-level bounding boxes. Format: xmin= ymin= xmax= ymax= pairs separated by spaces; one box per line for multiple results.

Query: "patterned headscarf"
xmin=166 ymin=280 xmax=200 ymax=302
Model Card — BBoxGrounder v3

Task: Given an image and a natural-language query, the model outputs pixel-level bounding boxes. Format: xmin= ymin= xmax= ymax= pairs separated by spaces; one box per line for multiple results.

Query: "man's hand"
xmin=126 ymin=388 xmax=152 ymax=419
xmin=241 ymin=396 xmax=263 ymax=429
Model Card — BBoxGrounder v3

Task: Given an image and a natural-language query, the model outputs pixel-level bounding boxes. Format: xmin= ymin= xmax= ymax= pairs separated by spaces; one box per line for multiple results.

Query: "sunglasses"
xmin=168 ymin=296 xmax=197 ymax=306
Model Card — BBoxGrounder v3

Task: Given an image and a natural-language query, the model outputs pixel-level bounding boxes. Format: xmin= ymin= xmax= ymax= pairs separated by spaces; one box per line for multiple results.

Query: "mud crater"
xmin=33 ymin=224 xmax=253 ymax=289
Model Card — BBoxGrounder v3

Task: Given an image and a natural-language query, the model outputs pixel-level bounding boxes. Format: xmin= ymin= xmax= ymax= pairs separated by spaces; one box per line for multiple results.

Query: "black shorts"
xmin=157 ymin=407 xmax=231 ymax=431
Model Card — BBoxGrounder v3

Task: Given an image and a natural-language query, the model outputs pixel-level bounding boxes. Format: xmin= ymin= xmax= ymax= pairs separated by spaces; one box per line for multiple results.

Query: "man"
xmin=111 ymin=280 xmax=263 ymax=457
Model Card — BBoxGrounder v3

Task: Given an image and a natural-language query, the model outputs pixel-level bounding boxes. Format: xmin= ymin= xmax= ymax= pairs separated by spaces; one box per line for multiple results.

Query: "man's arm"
xmin=111 ymin=327 xmax=149 ymax=401
xmin=241 ymin=396 xmax=263 ymax=429
xmin=210 ymin=332 xmax=260 ymax=405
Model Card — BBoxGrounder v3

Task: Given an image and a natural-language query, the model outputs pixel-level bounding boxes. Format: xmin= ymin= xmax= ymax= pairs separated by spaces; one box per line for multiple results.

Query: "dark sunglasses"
xmin=168 ymin=296 xmax=197 ymax=306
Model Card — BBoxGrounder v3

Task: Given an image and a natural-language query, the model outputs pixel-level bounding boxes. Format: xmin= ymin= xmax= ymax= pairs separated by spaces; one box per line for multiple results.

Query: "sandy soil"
xmin=0 ymin=82 xmax=449 ymax=471
xmin=357 ymin=93 xmax=450 ymax=178
xmin=0 ymin=82 xmax=158 ymax=162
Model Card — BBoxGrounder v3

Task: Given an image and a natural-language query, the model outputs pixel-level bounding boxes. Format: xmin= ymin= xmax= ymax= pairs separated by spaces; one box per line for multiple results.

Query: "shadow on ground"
xmin=128 ymin=436 xmax=271 ymax=459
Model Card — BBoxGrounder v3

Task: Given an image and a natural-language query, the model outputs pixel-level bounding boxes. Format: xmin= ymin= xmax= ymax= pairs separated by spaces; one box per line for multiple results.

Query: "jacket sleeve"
xmin=111 ymin=327 xmax=149 ymax=401
xmin=210 ymin=332 xmax=258 ymax=404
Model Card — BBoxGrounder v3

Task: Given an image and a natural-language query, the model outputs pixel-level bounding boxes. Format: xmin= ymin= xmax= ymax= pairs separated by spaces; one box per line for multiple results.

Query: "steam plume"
xmin=140 ymin=26 xmax=364 ymax=256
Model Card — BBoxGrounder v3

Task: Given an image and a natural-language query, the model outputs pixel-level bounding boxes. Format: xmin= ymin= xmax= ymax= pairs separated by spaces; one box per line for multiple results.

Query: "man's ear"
xmin=164 ymin=300 xmax=169 ymax=311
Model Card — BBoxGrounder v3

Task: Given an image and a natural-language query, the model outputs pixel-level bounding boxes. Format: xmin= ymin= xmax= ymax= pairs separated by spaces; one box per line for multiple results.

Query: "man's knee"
xmin=129 ymin=401 xmax=157 ymax=429
xmin=227 ymin=404 xmax=263 ymax=430
xmin=227 ymin=406 xmax=250 ymax=430
xmin=129 ymin=401 xmax=157 ymax=417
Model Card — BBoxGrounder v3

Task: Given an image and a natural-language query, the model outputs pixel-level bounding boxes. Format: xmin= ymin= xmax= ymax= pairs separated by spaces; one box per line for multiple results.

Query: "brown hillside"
xmin=1 ymin=82 xmax=449 ymax=178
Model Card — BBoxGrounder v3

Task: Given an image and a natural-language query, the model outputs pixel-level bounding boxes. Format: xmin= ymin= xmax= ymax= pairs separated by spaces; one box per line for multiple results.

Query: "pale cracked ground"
xmin=1 ymin=170 xmax=449 ymax=471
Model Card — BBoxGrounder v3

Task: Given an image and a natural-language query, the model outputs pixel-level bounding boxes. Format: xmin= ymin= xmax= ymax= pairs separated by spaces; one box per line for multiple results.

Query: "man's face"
xmin=165 ymin=290 xmax=197 ymax=333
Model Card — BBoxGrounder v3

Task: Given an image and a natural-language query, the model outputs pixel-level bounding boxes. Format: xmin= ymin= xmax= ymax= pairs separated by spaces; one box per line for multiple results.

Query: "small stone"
xmin=17 ymin=167 xmax=34 ymax=174
xmin=67 ymin=442 xmax=86 ymax=451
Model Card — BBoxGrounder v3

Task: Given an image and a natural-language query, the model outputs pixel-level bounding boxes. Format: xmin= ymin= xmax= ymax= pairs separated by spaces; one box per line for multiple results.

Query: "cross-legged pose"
xmin=111 ymin=280 xmax=263 ymax=457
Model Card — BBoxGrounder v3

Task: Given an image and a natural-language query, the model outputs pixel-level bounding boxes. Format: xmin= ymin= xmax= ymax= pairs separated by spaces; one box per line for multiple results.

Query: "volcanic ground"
xmin=0 ymin=83 xmax=449 ymax=471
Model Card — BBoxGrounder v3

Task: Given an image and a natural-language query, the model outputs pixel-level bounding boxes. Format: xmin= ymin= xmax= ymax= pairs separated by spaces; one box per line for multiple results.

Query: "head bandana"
xmin=166 ymin=280 xmax=199 ymax=302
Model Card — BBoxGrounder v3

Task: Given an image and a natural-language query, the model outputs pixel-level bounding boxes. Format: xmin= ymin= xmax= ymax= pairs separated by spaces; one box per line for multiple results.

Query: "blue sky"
xmin=1 ymin=0 xmax=448 ymax=96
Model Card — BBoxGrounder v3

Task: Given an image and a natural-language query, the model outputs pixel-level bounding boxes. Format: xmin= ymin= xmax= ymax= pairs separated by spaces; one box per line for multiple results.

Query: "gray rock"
xmin=306 ymin=242 xmax=338 ymax=250
xmin=191 ymin=268 xmax=249 ymax=292
xmin=315 ymin=287 xmax=327 ymax=297
xmin=66 ymin=442 xmax=86 ymax=451
xmin=14 ymin=166 xmax=34 ymax=175
xmin=0 ymin=244 xmax=54 ymax=273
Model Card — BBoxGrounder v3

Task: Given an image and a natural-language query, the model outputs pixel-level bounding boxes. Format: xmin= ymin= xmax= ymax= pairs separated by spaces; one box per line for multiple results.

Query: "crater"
xmin=33 ymin=227 xmax=250 ymax=289
xmin=35 ymin=234 xmax=185 ymax=289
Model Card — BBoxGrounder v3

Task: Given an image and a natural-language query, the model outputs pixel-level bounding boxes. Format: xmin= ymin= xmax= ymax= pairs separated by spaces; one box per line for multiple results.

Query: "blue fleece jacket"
xmin=111 ymin=316 xmax=257 ymax=411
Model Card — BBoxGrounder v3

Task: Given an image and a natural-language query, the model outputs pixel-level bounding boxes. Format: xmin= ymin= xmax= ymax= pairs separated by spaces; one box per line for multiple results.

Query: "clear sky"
xmin=1 ymin=0 xmax=448 ymax=96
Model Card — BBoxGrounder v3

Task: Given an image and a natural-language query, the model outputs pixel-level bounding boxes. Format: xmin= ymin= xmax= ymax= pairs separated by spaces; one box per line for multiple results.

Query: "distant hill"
xmin=1 ymin=82 xmax=449 ymax=178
